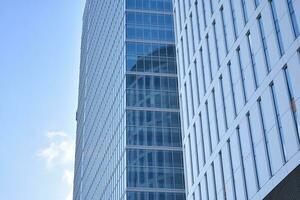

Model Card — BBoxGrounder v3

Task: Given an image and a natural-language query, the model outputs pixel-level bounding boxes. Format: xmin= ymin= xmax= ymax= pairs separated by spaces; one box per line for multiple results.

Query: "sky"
xmin=0 ymin=0 xmax=85 ymax=199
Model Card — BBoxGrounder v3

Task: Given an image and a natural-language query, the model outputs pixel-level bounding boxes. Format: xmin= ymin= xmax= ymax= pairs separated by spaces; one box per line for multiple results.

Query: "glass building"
xmin=173 ymin=0 xmax=300 ymax=199
xmin=73 ymin=0 xmax=185 ymax=200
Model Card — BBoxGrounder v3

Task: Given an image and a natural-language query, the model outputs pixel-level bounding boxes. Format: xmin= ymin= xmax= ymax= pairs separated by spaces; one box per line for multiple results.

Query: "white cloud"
xmin=38 ymin=131 xmax=75 ymax=168
xmin=63 ymin=170 xmax=74 ymax=200
xmin=47 ymin=131 xmax=68 ymax=138
xmin=38 ymin=131 xmax=75 ymax=200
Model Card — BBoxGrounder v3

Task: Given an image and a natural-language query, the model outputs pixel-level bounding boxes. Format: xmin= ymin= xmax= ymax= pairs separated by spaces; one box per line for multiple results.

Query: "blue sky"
xmin=0 ymin=0 xmax=85 ymax=199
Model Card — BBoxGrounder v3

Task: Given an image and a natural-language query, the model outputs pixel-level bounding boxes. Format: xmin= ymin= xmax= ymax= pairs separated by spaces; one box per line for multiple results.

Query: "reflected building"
xmin=174 ymin=0 xmax=300 ymax=200
xmin=73 ymin=0 xmax=185 ymax=200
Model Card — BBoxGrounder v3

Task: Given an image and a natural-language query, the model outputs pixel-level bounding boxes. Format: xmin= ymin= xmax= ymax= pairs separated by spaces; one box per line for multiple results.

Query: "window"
xmin=212 ymin=89 xmax=220 ymax=142
xmin=180 ymin=38 xmax=186 ymax=76
xmin=194 ymin=1 xmax=202 ymax=42
xmin=257 ymin=97 xmax=273 ymax=176
xmin=219 ymin=75 xmax=229 ymax=130
xmin=269 ymin=0 xmax=284 ymax=56
xmin=193 ymin=124 xmax=200 ymax=175
xmin=194 ymin=60 xmax=201 ymax=105
xmin=185 ymin=26 xmax=191 ymax=64
xmin=188 ymin=134 xmax=195 ymax=183
xmin=254 ymin=0 xmax=261 ymax=8
xmin=287 ymin=0 xmax=299 ymax=38
xmin=270 ymin=82 xmax=287 ymax=163
xmin=200 ymin=47 xmax=207 ymax=93
xmin=199 ymin=112 xmax=206 ymax=165
xmin=189 ymin=72 xmax=195 ymax=116
xmin=190 ymin=14 xmax=196 ymax=53
xmin=257 ymin=15 xmax=271 ymax=72
xmin=283 ymin=66 xmax=299 ymax=137
xmin=229 ymin=0 xmax=238 ymax=39
xmin=246 ymin=31 xmax=258 ymax=88
xmin=184 ymin=83 xmax=190 ymax=126
xmin=237 ymin=47 xmax=247 ymax=103
xmin=212 ymin=21 xmax=221 ymax=68
xmin=206 ymin=35 xmax=213 ymax=83
xmin=241 ymin=0 xmax=249 ymax=24
xmin=201 ymin=0 xmax=207 ymax=28
xmin=236 ymin=127 xmax=249 ymax=199
xmin=228 ymin=62 xmax=237 ymax=117
xmin=246 ymin=112 xmax=260 ymax=189
xmin=220 ymin=6 xmax=229 ymax=54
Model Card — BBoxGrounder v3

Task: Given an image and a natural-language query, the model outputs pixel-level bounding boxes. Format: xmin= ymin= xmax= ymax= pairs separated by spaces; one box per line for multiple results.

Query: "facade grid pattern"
xmin=173 ymin=0 xmax=300 ymax=199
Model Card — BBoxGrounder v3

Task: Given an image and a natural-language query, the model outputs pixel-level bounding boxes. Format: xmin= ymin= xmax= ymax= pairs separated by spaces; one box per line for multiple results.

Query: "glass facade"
xmin=174 ymin=0 xmax=300 ymax=200
xmin=73 ymin=0 xmax=185 ymax=200
xmin=125 ymin=0 xmax=185 ymax=199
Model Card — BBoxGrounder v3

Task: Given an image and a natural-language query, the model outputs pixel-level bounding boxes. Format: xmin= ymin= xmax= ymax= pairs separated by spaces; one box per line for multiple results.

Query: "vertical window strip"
xmin=180 ymin=94 xmax=185 ymax=133
xmin=181 ymin=38 xmax=186 ymax=76
xmin=204 ymin=173 xmax=209 ymax=199
xmin=246 ymin=31 xmax=258 ymax=88
xmin=193 ymin=124 xmax=200 ymax=174
xmin=205 ymin=101 xmax=213 ymax=154
xmin=211 ymin=162 xmax=218 ymax=200
xmin=220 ymin=6 xmax=229 ymax=54
xmin=241 ymin=0 xmax=249 ymax=24
xmin=212 ymin=89 xmax=220 ymax=142
xmin=199 ymin=112 xmax=207 ymax=165
xmin=209 ymin=0 xmax=214 ymax=16
xmin=246 ymin=112 xmax=260 ymax=190
xmin=178 ymin=0 xmax=183 ymax=31
xmin=188 ymin=0 xmax=192 ymax=10
xmin=195 ymin=1 xmax=202 ymax=42
xmin=183 ymin=145 xmax=190 ymax=194
xmin=189 ymin=72 xmax=195 ymax=116
xmin=218 ymin=151 xmax=225 ymax=199
xmin=236 ymin=126 xmax=249 ymax=199
xmin=174 ymin=10 xmax=179 ymax=43
xmin=270 ymin=82 xmax=287 ymax=163
xmin=182 ymin=0 xmax=187 ymax=22
xmin=177 ymin=49 xmax=182 ymax=85
xmin=201 ymin=0 xmax=207 ymax=28
xmin=228 ymin=62 xmax=237 ymax=117
xmin=188 ymin=134 xmax=195 ymax=184
xmin=200 ymin=48 xmax=207 ymax=93
xmin=270 ymin=0 xmax=284 ymax=56
xmin=185 ymin=26 xmax=191 ymax=65
xmin=190 ymin=14 xmax=196 ymax=53
xmin=254 ymin=0 xmax=260 ymax=8
xmin=212 ymin=21 xmax=221 ymax=68
xmin=287 ymin=0 xmax=300 ymax=38
xmin=257 ymin=15 xmax=271 ymax=72
xmin=283 ymin=66 xmax=300 ymax=143
xmin=237 ymin=47 xmax=247 ymax=103
xmin=194 ymin=60 xmax=201 ymax=106
xmin=219 ymin=76 xmax=229 ymax=130
xmin=229 ymin=0 xmax=238 ymax=39
xmin=227 ymin=141 xmax=237 ymax=200
xmin=184 ymin=83 xmax=190 ymax=126
xmin=257 ymin=97 xmax=273 ymax=177
xmin=206 ymin=35 xmax=213 ymax=83
xmin=198 ymin=183 xmax=202 ymax=200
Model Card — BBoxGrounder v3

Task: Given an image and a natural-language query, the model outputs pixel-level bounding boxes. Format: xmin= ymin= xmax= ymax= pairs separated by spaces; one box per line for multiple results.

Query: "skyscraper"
xmin=174 ymin=0 xmax=300 ymax=199
xmin=73 ymin=0 xmax=185 ymax=200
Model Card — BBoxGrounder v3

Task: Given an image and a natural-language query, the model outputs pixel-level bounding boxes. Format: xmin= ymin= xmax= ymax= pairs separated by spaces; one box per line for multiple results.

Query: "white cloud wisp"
xmin=38 ymin=131 xmax=75 ymax=200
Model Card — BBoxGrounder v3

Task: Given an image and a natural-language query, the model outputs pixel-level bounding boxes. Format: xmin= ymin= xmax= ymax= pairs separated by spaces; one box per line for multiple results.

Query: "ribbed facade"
xmin=173 ymin=0 xmax=300 ymax=199
xmin=73 ymin=0 xmax=185 ymax=200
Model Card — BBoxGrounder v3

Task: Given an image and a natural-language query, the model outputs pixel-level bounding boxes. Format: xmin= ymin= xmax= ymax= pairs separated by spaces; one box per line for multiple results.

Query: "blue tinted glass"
xmin=126 ymin=0 xmax=135 ymax=9
xmin=127 ymin=12 xmax=135 ymax=23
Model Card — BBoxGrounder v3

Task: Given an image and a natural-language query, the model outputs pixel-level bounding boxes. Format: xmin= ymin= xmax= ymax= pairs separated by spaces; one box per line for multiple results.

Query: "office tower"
xmin=174 ymin=0 xmax=300 ymax=199
xmin=73 ymin=0 xmax=185 ymax=200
